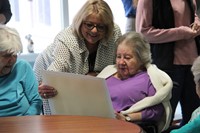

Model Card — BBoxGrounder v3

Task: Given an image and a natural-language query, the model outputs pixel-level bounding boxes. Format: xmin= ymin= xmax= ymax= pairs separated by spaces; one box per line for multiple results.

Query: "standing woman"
xmin=135 ymin=0 xmax=200 ymax=127
xmin=0 ymin=24 xmax=42 ymax=116
xmin=34 ymin=0 xmax=122 ymax=115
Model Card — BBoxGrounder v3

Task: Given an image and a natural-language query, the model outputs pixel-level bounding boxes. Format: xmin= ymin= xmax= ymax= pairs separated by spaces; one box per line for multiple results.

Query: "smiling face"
xmin=116 ymin=42 xmax=142 ymax=80
xmin=0 ymin=51 xmax=17 ymax=76
xmin=81 ymin=14 xmax=106 ymax=46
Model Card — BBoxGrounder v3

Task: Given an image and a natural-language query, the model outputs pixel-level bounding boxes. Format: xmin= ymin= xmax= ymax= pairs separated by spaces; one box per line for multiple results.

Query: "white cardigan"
xmin=97 ymin=64 xmax=173 ymax=133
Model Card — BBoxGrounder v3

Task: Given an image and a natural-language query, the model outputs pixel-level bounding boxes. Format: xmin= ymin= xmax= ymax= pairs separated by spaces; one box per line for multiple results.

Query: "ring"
xmin=43 ymin=93 xmax=47 ymax=97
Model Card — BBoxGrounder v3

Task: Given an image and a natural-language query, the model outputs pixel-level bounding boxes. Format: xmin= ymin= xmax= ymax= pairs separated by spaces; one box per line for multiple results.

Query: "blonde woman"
xmin=34 ymin=0 xmax=122 ymax=115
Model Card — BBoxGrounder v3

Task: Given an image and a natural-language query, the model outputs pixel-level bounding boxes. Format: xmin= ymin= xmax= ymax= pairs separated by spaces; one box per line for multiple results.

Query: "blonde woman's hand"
xmin=38 ymin=84 xmax=58 ymax=99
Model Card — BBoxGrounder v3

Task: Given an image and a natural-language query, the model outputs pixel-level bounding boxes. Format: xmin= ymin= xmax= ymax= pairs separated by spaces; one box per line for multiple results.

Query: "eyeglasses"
xmin=0 ymin=51 xmax=18 ymax=58
xmin=1 ymin=53 xmax=17 ymax=58
xmin=83 ymin=21 xmax=106 ymax=32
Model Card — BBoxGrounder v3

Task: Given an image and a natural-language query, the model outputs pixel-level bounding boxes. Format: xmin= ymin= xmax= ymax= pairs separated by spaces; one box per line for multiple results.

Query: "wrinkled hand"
xmin=120 ymin=106 xmax=134 ymax=115
xmin=115 ymin=112 xmax=126 ymax=121
xmin=190 ymin=22 xmax=200 ymax=38
xmin=38 ymin=84 xmax=58 ymax=99
xmin=179 ymin=25 xmax=200 ymax=39
xmin=179 ymin=26 xmax=197 ymax=39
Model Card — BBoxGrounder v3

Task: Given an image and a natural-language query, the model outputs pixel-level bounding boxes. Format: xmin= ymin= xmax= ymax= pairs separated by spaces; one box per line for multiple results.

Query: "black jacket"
xmin=151 ymin=0 xmax=200 ymax=70
xmin=0 ymin=0 xmax=12 ymax=24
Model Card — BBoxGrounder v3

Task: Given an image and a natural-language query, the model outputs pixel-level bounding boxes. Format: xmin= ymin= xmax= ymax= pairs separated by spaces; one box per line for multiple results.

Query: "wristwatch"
xmin=125 ymin=115 xmax=132 ymax=122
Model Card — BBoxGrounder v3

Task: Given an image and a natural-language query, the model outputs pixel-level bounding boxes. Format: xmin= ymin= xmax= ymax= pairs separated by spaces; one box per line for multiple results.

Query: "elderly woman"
xmin=0 ymin=25 xmax=42 ymax=116
xmin=97 ymin=31 xmax=173 ymax=133
xmin=170 ymin=56 xmax=200 ymax=133
xmin=33 ymin=0 xmax=121 ymax=115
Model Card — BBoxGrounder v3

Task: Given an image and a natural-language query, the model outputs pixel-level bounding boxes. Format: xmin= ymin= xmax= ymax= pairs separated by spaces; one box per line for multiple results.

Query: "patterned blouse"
xmin=33 ymin=23 xmax=122 ymax=115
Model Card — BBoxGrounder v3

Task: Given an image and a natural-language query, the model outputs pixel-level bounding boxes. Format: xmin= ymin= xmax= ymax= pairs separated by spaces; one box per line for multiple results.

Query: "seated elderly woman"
xmin=0 ymin=24 xmax=42 ymax=116
xmin=170 ymin=56 xmax=200 ymax=133
xmin=97 ymin=31 xmax=173 ymax=133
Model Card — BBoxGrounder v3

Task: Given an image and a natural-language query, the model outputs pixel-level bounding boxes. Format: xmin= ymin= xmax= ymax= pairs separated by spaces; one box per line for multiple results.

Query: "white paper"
xmin=42 ymin=70 xmax=115 ymax=118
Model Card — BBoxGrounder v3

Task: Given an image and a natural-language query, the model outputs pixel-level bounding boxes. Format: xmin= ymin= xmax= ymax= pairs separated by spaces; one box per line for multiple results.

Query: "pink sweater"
xmin=136 ymin=0 xmax=200 ymax=65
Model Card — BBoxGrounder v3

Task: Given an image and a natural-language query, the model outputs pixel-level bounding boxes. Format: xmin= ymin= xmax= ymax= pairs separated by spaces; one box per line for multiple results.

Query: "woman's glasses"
xmin=83 ymin=21 xmax=106 ymax=32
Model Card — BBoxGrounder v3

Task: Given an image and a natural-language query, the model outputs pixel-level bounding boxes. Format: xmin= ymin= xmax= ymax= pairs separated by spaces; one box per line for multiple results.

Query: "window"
xmin=8 ymin=0 xmax=64 ymax=54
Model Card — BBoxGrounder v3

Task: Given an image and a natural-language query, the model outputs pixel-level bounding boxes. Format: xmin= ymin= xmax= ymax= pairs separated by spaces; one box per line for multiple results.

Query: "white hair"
xmin=191 ymin=56 xmax=200 ymax=83
xmin=0 ymin=24 xmax=22 ymax=54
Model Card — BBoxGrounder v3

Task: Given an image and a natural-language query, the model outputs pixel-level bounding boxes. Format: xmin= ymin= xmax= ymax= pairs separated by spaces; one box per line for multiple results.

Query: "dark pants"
xmin=134 ymin=121 xmax=158 ymax=133
xmin=165 ymin=65 xmax=200 ymax=126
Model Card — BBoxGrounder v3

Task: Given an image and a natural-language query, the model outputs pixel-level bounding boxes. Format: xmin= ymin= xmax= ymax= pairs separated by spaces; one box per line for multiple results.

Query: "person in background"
xmin=121 ymin=0 xmax=137 ymax=32
xmin=33 ymin=0 xmax=122 ymax=115
xmin=170 ymin=56 xmax=200 ymax=133
xmin=0 ymin=24 xmax=42 ymax=116
xmin=0 ymin=0 xmax=12 ymax=24
xmin=135 ymin=0 xmax=200 ymax=128
xmin=197 ymin=0 xmax=200 ymax=17
xmin=97 ymin=31 xmax=173 ymax=133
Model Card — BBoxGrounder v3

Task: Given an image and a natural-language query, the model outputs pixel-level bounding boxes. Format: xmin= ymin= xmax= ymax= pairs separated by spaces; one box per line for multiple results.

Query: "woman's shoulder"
xmin=113 ymin=23 xmax=122 ymax=35
xmin=97 ymin=65 xmax=117 ymax=79
xmin=190 ymin=106 xmax=200 ymax=121
xmin=55 ymin=26 xmax=77 ymax=41
xmin=15 ymin=59 xmax=32 ymax=69
xmin=53 ymin=26 xmax=82 ymax=49
xmin=134 ymin=71 xmax=152 ymax=85
xmin=114 ymin=23 xmax=120 ymax=30
xmin=137 ymin=70 xmax=149 ymax=78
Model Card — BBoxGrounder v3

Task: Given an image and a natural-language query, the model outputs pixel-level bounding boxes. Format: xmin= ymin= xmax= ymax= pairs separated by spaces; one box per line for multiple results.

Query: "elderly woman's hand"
xmin=38 ymin=84 xmax=58 ymax=99
xmin=115 ymin=111 xmax=126 ymax=121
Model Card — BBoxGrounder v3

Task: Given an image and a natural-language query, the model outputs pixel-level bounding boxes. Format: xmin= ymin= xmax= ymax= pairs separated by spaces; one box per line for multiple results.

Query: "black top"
xmin=88 ymin=51 xmax=97 ymax=72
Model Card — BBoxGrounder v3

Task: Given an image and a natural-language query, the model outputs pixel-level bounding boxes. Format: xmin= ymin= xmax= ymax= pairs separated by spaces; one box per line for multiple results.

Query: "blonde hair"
xmin=0 ymin=24 xmax=22 ymax=55
xmin=72 ymin=0 xmax=114 ymax=41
